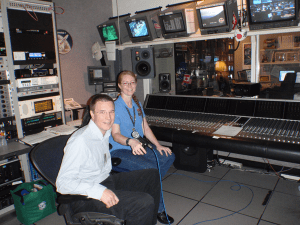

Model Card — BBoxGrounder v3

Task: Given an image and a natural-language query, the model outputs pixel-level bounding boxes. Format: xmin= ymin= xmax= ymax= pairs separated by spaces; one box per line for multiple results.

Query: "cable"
xmin=169 ymin=173 xmax=254 ymax=225
xmin=148 ymin=145 xmax=171 ymax=225
xmin=48 ymin=6 xmax=65 ymax=15
xmin=23 ymin=4 xmax=38 ymax=21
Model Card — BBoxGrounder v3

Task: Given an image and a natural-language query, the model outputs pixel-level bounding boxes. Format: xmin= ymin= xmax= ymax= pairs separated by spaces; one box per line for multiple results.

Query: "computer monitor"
xmin=87 ymin=66 xmax=111 ymax=85
xmin=196 ymin=0 xmax=238 ymax=35
xmin=125 ymin=7 xmax=162 ymax=43
xmin=279 ymin=70 xmax=295 ymax=81
xmin=159 ymin=1 xmax=198 ymax=39
xmin=97 ymin=13 xmax=131 ymax=45
xmin=246 ymin=0 xmax=299 ymax=30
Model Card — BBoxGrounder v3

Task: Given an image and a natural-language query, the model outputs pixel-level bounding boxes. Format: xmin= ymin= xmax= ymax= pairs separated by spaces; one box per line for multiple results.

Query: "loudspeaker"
xmin=159 ymin=73 xmax=171 ymax=92
xmin=131 ymin=47 xmax=155 ymax=79
xmin=172 ymin=143 xmax=208 ymax=173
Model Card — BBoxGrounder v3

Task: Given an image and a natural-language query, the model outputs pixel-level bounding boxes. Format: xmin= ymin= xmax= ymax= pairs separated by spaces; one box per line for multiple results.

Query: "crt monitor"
xmin=87 ymin=66 xmax=111 ymax=85
xmin=98 ymin=22 xmax=119 ymax=43
xmin=247 ymin=0 xmax=299 ymax=30
xmin=158 ymin=1 xmax=198 ymax=39
xmin=97 ymin=13 xmax=131 ymax=45
xmin=125 ymin=16 xmax=153 ymax=43
xmin=279 ymin=70 xmax=295 ymax=81
xmin=196 ymin=0 xmax=239 ymax=35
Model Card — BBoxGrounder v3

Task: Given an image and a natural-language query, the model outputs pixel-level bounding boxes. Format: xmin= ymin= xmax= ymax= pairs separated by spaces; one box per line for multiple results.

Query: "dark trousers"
xmin=70 ymin=169 xmax=160 ymax=225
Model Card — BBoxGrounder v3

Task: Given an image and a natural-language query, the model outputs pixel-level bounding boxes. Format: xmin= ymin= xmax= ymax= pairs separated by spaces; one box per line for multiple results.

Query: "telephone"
xmin=64 ymin=98 xmax=82 ymax=110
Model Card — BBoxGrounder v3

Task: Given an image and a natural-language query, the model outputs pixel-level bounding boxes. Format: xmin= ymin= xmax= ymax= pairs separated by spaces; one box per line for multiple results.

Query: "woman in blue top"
xmin=109 ymin=70 xmax=175 ymax=224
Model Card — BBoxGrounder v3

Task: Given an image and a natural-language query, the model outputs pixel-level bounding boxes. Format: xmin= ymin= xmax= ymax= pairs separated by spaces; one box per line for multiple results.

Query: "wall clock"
xmin=57 ymin=29 xmax=73 ymax=54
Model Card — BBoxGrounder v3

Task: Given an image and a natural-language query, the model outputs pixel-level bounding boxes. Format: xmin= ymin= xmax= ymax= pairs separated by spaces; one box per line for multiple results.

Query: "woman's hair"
xmin=80 ymin=94 xmax=114 ymax=127
xmin=117 ymin=70 xmax=142 ymax=117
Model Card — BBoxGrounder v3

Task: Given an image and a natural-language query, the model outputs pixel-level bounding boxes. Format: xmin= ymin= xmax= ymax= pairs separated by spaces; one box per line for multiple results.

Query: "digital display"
xmin=34 ymin=99 xmax=53 ymax=113
xmin=200 ymin=5 xmax=227 ymax=28
xmin=128 ymin=19 xmax=149 ymax=37
xmin=29 ymin=52 xmax=43 ymax=58
xmin=249 ymin=0 xmax=296 ymax=23
xmin=161 ymin=13 xmax=186 ymax=33
xmin=93 ymin=69 xmax=103 ymax=78
xmin=101 ymin=25 xmax=118 ymax=42
xmin=279 ymin=70 xmax=295 ymax=81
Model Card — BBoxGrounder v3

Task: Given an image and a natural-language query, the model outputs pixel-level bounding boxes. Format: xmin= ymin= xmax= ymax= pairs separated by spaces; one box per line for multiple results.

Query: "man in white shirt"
xmin=56 ymin=94 xmax=160 ymax=225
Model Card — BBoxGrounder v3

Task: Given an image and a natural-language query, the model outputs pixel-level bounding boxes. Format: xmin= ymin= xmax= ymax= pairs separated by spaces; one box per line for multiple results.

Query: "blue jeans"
xmin=111 ymin=146 xmax=175 ymax=213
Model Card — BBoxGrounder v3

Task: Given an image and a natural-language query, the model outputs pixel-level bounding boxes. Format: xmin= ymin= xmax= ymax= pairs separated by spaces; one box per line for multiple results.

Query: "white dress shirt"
xmin=56 ymin=120 xmax=112 ymax=200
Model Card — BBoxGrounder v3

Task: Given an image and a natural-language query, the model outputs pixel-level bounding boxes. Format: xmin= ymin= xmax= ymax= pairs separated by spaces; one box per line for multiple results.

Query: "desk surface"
xmin=0 ymin=140 xmax=31 ymax=160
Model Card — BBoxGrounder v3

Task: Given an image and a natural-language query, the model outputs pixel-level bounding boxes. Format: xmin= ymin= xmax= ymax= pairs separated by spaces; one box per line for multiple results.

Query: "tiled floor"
xmin=1 ymin=164 xmax=300 ymax=225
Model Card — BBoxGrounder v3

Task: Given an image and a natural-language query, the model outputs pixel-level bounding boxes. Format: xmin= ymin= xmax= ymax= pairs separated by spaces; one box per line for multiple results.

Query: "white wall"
xmin=112 ymin=0 xmax=245 ymax=17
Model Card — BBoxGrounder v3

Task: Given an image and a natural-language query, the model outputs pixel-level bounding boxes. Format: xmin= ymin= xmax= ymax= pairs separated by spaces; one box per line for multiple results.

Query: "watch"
xmin=126 ymin=138 xmax=131 ymax=146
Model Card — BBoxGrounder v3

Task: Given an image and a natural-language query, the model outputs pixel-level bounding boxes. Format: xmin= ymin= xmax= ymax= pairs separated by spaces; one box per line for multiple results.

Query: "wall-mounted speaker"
xmin=131 ymin=47 xmax=155 ymax=79
xmin=159 ymin=73 xmax=171 ymax=92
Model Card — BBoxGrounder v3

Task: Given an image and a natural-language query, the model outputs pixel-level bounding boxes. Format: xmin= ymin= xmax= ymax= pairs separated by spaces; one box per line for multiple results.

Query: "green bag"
xmin=10 ymin=180 xmax=57 ymax=225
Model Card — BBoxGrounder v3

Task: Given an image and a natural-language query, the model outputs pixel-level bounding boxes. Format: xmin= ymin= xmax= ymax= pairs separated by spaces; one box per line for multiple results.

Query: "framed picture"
xmin=243 ymin=43 xmax=251 ymax=69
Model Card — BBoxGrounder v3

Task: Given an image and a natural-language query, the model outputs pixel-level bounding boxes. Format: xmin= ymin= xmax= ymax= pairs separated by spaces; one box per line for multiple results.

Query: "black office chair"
xmin=30 ymin=135 xmax=125 ymax=225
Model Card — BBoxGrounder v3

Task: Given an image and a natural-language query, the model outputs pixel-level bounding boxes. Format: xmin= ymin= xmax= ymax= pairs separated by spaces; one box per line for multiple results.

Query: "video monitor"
xmin=279 ymin=70 xmax=295 ymax=81
xmin=196 ymin=0 xmax=238 ymax=35
xmin=247 ymin=0 xmax=299 ymax=30
xmin=125 ymin=16 xmax=153 ymax=43
xmin=87 ymin=66 xmax=111 ymax=85
xmin=160 ymin=12 xmax=186 ymax=33
xmin=198 ymin=5 xmax=227 ymax=28
xmin=97 ymin=13 xmax=131 ymax=45
xmin=98 ymin=23 xmax=118 ymax=42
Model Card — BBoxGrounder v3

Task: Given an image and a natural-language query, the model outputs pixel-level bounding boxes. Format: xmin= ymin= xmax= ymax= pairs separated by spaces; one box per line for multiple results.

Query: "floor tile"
xmin=201 ymin=180 xmax=269 ymax=218
xmin=222 ymin=169 xmax=279 ymax=190
xmin=261 ymin=191 xmax=300 ymax=225
xmin=275 ymin=178 xmax=300 ymax=197
xmin=162 ymin=170 xmax=219 ymax=201
xmin=179 ymin=202 xmax=259 ymax=225
xmin=157 ymin=192 xmax=198 ymax=225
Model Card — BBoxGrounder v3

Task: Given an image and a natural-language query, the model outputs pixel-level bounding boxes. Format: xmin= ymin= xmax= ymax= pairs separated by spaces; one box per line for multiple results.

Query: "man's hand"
xmin=100 ymin=189 xmax=119 ymax=208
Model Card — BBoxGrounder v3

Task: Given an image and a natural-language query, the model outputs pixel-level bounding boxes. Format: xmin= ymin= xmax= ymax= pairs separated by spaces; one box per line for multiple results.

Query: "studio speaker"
xmin=172 ymin=143 xmax=208 ymax=173
xmin=131 ymin=47 xmax=155 ymax=79
xmin=159 ymin=73 xmax=171 ymax=92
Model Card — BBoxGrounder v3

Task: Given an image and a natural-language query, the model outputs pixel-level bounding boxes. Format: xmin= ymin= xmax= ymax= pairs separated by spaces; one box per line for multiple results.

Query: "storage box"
xmin=10 ymin=180 xmax=56 ymax=225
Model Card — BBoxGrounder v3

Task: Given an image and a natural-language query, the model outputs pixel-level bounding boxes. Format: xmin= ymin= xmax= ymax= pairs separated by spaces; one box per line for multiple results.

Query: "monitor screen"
xmin=127 ymin=19 xmax=149 ymax=38
xmin=279 ymin=70 xmax=295 ymax=81
xmin=249 ymin=0 xmax=297 ymax=23
xmin=199 ymin=5 xmax=227 ymax=28
xmin=100 ymin=25 xmax=118 ymax=42
xmin=160 ymin=12 xmax=186 ymax=33
xmin=87 ymin=66 xmax=110 ymax=85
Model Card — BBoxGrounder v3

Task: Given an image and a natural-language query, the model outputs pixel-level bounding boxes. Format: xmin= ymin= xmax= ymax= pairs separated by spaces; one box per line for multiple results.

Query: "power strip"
xmin=219 ymin=159 xmax=243 ymax=169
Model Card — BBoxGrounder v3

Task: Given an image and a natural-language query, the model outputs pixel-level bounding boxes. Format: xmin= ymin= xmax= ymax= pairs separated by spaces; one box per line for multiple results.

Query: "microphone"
xmin=131 ymin=131 xmax=153 ymax=149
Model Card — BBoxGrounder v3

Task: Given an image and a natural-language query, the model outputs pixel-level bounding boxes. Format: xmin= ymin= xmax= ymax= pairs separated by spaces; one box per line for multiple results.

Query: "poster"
xmin=243 ymin=43 xmax=251 ymax=69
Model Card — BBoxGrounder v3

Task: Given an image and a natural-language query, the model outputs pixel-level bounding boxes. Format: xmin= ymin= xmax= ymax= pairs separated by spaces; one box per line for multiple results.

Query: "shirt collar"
xmin=88 ymin=120 xmax=111 ymax=140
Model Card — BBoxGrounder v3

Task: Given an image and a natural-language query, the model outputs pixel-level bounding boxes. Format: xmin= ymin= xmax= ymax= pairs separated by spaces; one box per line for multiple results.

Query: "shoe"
xmin=157 ymin=211 xmax=174 ymax=224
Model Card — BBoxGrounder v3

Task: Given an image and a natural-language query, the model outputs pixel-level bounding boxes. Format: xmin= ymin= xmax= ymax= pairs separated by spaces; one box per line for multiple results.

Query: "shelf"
xmin=100 ymin=25 xmax=300 ymax=51
xmin=261 ymin=62 xmax=300 ymax=65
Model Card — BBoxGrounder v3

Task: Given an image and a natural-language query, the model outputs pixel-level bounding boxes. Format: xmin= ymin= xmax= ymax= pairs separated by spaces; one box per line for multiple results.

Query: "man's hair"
xmin=80 ymin=94 xmax=114 ymax=127
xmin=89 ymin=94 xmax=114 ymax=111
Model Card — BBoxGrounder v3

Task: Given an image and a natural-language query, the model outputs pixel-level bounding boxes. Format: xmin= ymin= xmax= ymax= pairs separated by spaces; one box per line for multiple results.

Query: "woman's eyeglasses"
xmin=122 ymin=81 xmax=136 ymax=86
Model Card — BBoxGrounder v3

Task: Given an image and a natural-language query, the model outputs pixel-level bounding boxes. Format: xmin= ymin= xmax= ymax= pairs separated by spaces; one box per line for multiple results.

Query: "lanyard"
xmin=125 ymin=106 xmax=136 ymax=131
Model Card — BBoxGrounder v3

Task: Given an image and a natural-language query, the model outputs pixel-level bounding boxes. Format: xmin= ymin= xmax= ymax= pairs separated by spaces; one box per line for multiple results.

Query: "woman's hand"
xmin=129 ymin=138 xmax=147 ymax=155
xmin=156 ymin=145 xmax=172 ymax=156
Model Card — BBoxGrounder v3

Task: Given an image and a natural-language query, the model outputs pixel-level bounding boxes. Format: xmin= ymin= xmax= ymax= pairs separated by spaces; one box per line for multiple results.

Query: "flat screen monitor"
xmin=247 ymin=0 xmax=299 ymax=30
xmin=87 ymin=66 xmax=111 ymax=85
xmin=279 ymin=70 xmax=295 ymax=81
xmin=125 ymin=16 xmax=153 ymax=42
xmin=98 ymin=23 xmax=119 ymax=43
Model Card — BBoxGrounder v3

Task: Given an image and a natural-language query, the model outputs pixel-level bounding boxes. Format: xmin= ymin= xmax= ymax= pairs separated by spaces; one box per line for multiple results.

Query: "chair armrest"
xmin=57 ymin=194 xmax=91 ymax=204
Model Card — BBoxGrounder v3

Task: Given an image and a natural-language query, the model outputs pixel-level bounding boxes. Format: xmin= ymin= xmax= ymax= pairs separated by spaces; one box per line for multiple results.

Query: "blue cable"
xmin=148 ymin=145 xmax=171 ymax=225
xmin=170 ymin=173 xmax=254 ymax=225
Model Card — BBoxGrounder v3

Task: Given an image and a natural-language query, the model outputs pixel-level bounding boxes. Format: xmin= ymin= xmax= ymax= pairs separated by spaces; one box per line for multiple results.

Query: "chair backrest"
xmin=30 ymin=135 xmax=71 ymax=186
